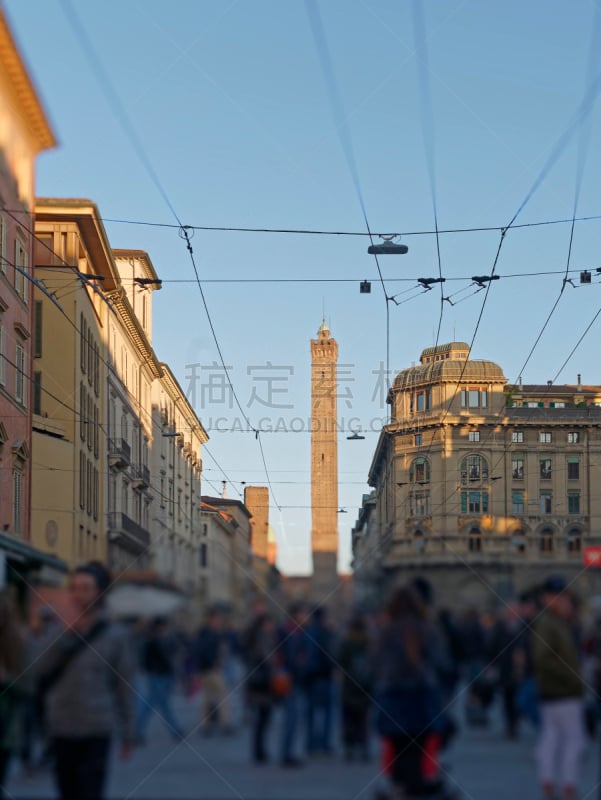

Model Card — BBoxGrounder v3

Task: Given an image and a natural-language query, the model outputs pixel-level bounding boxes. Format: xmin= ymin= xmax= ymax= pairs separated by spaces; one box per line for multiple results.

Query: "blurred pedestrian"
xmin=532 ymin=576 xmax=586 ymax=800
xmin=0 ymin=592 xmax=25 ymax=799
xmin=488 ymin=603 xmax=523 ymax=738
xmin=278 ymin=603 xmax=311 ymax=767
xmin=135 ymin=618 xmax=183 ymax=743
xmin=373 ymin=585 xmax=441 ymax=798
xmin=338 ymin=615 xmax=371 ymax=762
xmin=36 ymin=562 xmax=135 ymax=800
xmin=244 ymin=613 xmax=277 ymax=763
xmin=194 ymin=608 xmax=232 ymax=735
xmin=459 ymin=608 xmax=491 ymax=726
xmin=305 ymin=607 xmax=336 ymax=757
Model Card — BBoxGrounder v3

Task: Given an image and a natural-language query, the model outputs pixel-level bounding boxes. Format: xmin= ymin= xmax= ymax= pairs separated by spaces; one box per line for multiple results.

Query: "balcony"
xmin=108 ymin=438 xmax=130 ymax=470
xmin=107 ymin=512 xmax=150 ymax=554
xmin=132 ymin=464 xmax=151 ymax=490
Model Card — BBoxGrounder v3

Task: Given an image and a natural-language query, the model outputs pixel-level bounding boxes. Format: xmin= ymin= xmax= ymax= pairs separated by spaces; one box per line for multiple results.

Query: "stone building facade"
xmin=353 ymin=342 xmax=601 ymax=607
xmin=0 ymin=9 xmax=57 ymax=588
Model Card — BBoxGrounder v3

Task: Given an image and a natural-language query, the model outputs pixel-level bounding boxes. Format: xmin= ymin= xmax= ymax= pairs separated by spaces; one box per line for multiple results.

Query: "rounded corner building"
xmin=353 ymin=342 xmax=601 ymax=607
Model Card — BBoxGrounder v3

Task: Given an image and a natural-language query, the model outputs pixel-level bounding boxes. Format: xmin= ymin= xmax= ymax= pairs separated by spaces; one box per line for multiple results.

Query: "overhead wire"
xmin=411 ymin=0 xmax=445 ymax=347
xmin=401 ymin=6 xmax=601 ymax=511
xmin=304 ymin=0 xmax=394 ymax=389
xmin=59 ymin=0 xmax=281 ymax=511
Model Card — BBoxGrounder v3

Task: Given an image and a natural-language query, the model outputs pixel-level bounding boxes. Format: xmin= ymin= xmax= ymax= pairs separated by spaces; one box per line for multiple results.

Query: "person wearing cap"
xmin=532 ymin=575 xmax=586 ymax=800
xmin=35 ymin=562 xmax=135 ymax=800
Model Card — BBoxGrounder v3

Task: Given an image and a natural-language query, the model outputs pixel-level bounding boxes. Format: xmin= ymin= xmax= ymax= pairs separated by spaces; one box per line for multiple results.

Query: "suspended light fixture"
xmin=368 ymin=234 xmax=408 ymax=255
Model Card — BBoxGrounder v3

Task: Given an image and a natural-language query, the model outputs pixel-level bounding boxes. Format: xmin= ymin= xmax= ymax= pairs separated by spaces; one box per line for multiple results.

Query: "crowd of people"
xmin=0 ymin=563 xmax=600 ymax=799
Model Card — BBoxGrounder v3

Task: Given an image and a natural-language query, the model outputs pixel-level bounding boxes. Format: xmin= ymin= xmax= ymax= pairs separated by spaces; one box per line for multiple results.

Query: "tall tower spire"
xmin=310 ymin=319 xmax=339 ymax=603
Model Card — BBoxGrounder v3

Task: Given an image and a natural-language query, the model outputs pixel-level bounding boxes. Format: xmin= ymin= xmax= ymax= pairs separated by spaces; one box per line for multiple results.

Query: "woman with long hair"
xmin=0 ymin=591 xmax=24 ymax=798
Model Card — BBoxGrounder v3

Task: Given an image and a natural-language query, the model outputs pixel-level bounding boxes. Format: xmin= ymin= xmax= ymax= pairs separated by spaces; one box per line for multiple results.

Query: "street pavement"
xmin=7 ymin=688 xmax=601 ymax=800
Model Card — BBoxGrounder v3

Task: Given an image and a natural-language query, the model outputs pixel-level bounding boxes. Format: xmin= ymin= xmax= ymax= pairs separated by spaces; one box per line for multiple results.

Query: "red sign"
xmin=584 ymin=547 xmax=601 ymax=567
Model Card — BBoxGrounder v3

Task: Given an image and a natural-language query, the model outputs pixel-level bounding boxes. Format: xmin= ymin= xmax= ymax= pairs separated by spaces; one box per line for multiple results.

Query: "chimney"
xmin=547 ymin=380 xmax=552 ymax=386
xmin=577 ymin=373 xmax=582 ymax=387
xmin=221 ymin=480 xmax=227 ymax=499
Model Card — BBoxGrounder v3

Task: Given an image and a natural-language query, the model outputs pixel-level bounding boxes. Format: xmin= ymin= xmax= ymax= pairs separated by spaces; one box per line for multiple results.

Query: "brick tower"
xmin=310 ymin=320 xmax=339 ymax=604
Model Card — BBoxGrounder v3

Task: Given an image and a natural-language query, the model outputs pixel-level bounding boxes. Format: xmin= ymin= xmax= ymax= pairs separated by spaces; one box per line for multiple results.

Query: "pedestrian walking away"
xmin=35 ymin=562 xmax=135 ymax=800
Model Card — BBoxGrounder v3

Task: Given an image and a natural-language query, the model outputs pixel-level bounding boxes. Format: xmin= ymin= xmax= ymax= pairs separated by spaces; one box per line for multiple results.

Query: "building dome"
xmin=393 ymin=342 xmax=505 ymax=390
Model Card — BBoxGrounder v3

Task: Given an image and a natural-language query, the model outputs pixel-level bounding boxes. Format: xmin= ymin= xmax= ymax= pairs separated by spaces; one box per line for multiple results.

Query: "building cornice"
xmin=159 ymin=363 xmax=208 ymax=444
xmin=0 ymin=9 xmax=56 ymax=152
xmin=35 ymin=200 xmax=119 ymax=292
xmin=107 ymin=288 xmax=162 ymax=380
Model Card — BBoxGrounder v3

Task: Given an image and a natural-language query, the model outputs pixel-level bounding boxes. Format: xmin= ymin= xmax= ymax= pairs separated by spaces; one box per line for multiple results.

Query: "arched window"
xmin=512 ymin=528 xmax=526 ymax=554
xmin=568 ymin=528 xmax=582 ymax=553
xmin=468 ymin=526 xmax=482 ymax=552
xmin=121 ymin=413 xmax=128 ymax=444
xmin=460 ymin=454 xmax=489 ymax=485
xmin=540 ymin=527 xmax=554 ymax=553
xmin=410 ymin=457 xmax=430 ymax=483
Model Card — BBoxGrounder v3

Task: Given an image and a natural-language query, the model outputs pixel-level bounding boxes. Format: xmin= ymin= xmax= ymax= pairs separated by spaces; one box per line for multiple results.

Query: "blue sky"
xmin=8 ymin=0 xmax=601 ymax=574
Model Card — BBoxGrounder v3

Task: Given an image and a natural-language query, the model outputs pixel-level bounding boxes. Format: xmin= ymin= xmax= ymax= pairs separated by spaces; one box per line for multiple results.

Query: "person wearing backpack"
xmin=36 ymin=562 xmax=135 ymax=800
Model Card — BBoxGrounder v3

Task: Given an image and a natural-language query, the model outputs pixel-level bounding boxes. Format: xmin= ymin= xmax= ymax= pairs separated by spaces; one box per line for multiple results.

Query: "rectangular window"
xmin=468 ymin=431 xmax=480 ymax=442
xmin=79 ymin=383 xmax=86 ymax=441
xmin=12 ymin=469 xmax=22 ymax=534
xmin=80 ymin=314 xmax=86 ymax=374
xmin=568 ymin=432 xmax=580 ymax=444
xmin=410 ymin=491 xmax=430 ymax=517
xmin=200 ymin=542 xmax=208 ymax=568
xmin=461 ymin=388 xmax=487 ymax=408
xmin=160 ymin=477 xmax=165 ymax=509
xmin=93 ymin=405 xmax=99 ymax=458
xmin=416 ymin=390 xmax=430 ymax=412
xmin=461 ymin=491 xmax=488 ymax=514
xmin=0 ymin=215 xmax=5 ymax=272
xmin=552 ymin=402 xmax=565 ymax=408
xmin=93 ymin=467 xmax=99 ymax=521
xmin=34 ymin=301 xmax=43 ymax=358
xmin=86 ymin=460 xmax=92 ymax=516
xmin=512 ymin=491 xmax=524 ymax=514
xmin=79 ymin=451 xmax=86 ymax=510
xmin=15 ymin=344 xmax=26 ymax=405
xmin=540 ymin=458 xmax=552 ymax=480
xmin=414 ymin=434 xmax=422 ymax=446
xmin=568 ymin=492 xmax=580 ymax=514
xmin=15 ymin=236 xmax=28 ymax=302
xmin=33 ymin=371 xmax=42 ymax=415
xmin=87 ymin=394 xmax=93 ymax=452
xmin=567 ymin=457 xmax=580 ymax=480
xmin=512 ymin=431 xmax=524 ymax=443
xmin=539 ymin=432 xmax=552 ymax=444
xmin=0 ymin=325 xmax=5 ymax=386
xmin=540 ymin=491 xmax=552 ymax=514
xmin=87 ymin=329 xmax=93 ymax=387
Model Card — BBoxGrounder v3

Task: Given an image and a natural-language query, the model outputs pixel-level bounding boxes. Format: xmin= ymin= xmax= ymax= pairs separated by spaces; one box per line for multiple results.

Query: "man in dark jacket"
xmin=135 ymin=618 xmax=183 ymax=743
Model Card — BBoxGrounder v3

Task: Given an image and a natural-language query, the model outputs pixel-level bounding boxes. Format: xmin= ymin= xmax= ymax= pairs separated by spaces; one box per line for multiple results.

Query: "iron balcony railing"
xmin=108 ymin=438 xmax=131 ymax=468
xmin=108 ymin=511 xmax=150 ymax=551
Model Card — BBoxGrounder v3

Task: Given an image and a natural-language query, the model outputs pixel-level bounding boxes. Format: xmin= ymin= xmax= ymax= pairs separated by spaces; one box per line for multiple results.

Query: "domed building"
xmin=353 ymin=342 xmax=601 ymax=606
